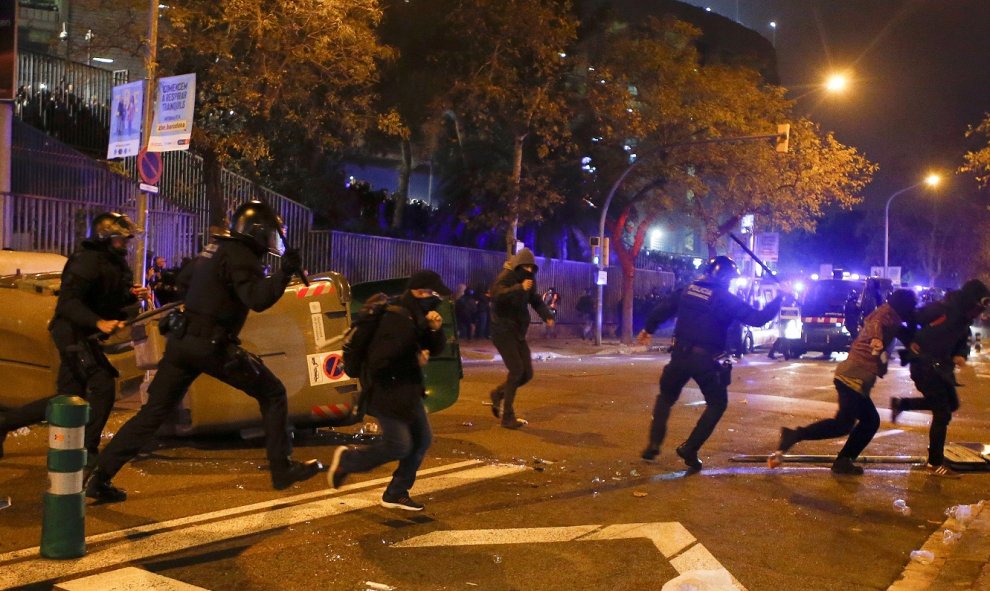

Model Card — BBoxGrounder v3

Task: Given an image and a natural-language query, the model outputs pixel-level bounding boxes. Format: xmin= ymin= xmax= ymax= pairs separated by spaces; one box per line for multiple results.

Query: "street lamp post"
xmin=592 ymin=128 xmax=790 ymax=345
xmin=769 ymin=21 xmax=777 ymax=47
xmin=883 ymin=174 xmax=941 ymax=280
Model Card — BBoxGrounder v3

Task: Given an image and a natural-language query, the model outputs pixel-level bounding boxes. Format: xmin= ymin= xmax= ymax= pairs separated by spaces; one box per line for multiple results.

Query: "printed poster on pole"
xmin=148 ymin=73 xmax=196 ymax=152
xmin=106 ymin=80 xmax=145 ymax=159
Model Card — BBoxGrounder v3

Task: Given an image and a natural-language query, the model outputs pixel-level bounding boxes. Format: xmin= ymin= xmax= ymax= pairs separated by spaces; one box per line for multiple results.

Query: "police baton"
xmin=87 ymin=301 xmax=183 ymax=344
xmin=727 ymin=232 xmax=780 ymax=284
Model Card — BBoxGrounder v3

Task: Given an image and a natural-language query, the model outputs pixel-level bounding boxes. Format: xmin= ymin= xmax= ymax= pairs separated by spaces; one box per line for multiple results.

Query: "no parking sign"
xmin=306 ymin=351 xmax=351 ymax=386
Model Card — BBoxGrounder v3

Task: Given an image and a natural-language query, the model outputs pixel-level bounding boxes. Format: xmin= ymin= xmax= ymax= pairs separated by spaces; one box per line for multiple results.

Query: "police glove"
xmin=281 ymin=248 xmax=304 ymax=277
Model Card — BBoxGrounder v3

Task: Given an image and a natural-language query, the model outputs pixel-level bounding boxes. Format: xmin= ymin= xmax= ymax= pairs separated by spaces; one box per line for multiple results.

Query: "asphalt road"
xmin=2 ymin=345 xmax=990 ymax=590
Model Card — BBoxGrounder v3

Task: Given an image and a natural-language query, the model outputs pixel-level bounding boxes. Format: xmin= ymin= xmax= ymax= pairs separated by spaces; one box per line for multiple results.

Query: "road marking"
xmin=395 ymin=522 xmax=746 ymax=590
xmin=56 ymin=567 xmax=208 ymax=591
xmin=0 ymin=462 xmax=525 ymax=589
xmin=0 ymin=459 xmax=483 ymax=564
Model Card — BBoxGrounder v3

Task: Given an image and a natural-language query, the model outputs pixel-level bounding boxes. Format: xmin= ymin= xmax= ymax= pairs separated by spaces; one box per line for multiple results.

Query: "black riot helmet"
xmin=703 ymin=255 xmax=739 ymax=286
xmin=89 ymin=212 xmax=139 ymax=255
xmin=229 ymin=200 xmax=286 ymax=256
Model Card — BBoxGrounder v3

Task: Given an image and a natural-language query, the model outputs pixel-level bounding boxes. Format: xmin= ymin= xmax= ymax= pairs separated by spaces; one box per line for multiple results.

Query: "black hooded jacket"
xmin=490 ymin=249 xmax=553 ymax=339
xmin=365 ymin=292 xmax=447 ymax=421
xmin=912 ymin=280 xmax=989 ymax=363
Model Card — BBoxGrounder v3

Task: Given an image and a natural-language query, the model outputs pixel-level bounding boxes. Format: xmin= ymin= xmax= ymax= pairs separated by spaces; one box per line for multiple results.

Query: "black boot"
xmin=831 ymin=456 xmax=864 ymax=475
xmin=272 ymin=458 xmax=323 ymax=490
xmin=676 ymin=444 xmax=703 ymax=471
xmin=85 ymin=468 xmax=128 ymax=503
xmin=778 ymin=427 xmax=800 ymax=453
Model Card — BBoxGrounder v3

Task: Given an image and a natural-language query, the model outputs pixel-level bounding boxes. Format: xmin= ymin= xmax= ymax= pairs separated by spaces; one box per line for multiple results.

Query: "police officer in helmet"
xmin=0 ymin=212 xmax=148 ymax=466
xmin=637 ymin=255 xmax=792 ymax=471
xmin=86 ymin=200 xmax=321 ymax=502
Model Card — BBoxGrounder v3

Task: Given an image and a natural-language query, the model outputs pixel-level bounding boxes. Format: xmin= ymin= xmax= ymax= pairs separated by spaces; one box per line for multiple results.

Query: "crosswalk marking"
xmin=0 ymin=462 xmax=525 ymax=589
xmin=55 ymin=567 xmax=209 ymax=591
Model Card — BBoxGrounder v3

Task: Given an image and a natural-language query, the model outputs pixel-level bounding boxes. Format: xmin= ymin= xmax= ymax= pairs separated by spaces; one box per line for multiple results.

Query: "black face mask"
xmin=517 ymin=268 xmax=535 ymax=281
xmin=417 ymin=295 xmax=442 ymax=313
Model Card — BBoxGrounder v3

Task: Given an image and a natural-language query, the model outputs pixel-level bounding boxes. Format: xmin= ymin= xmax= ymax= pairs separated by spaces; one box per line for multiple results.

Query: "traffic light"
xmin=590 ymin=236 xmax=601 ymax=265
xmin=776 ymin=123 xmax=790 ymax=153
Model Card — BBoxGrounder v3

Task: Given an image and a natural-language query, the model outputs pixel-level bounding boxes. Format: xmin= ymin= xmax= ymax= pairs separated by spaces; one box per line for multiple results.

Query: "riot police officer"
xmin=0 ymin=212 xmax=147 ymax=465
xmin=636 ymin=256 xmax=791 ymax=471
xmin=86 ymin=200 xmax=321 ymax=502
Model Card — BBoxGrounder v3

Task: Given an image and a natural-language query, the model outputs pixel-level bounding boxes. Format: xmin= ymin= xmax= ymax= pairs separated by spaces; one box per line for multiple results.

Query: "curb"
xmin=888 ymin=500 xmax=990 ymax=590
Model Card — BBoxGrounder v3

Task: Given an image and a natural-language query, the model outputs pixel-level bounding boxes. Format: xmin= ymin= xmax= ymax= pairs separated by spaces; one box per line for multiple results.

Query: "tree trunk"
xmin=392 ymin=137 xmax=412 ymax=230
xmin=612 ymin=205 xmax=655 ymax=344
xmin=505 ymin=133 xmax=525 ymax=256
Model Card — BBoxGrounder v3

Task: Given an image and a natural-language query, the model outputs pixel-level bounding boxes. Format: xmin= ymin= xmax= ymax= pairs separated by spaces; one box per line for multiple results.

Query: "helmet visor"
xmin=268 ymin=224 xmax=286 ymax=257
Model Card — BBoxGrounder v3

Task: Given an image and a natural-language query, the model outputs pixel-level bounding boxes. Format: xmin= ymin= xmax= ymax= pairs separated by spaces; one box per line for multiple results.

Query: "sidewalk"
xmin=889 ymin=500 xmax=990 ymax=591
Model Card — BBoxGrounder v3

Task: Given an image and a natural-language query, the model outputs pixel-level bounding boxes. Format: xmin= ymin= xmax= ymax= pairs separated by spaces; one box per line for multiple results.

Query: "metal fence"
xmin=2 ymin=192 xmax=199 ymax=267
xmin=15 ymin=51 xmax=128 ymax=156
xmin=321 ymin=231 xmax=674 ymax=327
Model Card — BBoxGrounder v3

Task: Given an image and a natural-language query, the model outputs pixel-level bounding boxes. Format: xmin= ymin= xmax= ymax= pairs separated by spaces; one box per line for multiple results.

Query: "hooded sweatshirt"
xmin=490 ymin=248 xmax=553 ymax=339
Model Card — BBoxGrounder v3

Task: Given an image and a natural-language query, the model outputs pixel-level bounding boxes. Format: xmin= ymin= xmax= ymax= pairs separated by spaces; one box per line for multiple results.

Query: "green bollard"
xmin=40 ymin=395 xmax=90 ymax=559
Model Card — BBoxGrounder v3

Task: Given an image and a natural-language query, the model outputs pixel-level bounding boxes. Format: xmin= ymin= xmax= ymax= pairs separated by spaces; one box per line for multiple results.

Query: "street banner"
xmin=148 ymin=73 xmax=196 ymax=152
xmin=0 ymin=0 xmax=17 ymax=101
xmin=106 ymin=80 xmax=145 ymax=159
xmin=755 ymin=232 xmax=779 ymax=263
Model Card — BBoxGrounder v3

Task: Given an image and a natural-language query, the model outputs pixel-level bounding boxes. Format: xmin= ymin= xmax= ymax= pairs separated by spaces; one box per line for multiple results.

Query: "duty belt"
xmin=671 ymin=341 xmax=722 ymax=356
xmin=183 ymin=310 xmax=234 ymax=342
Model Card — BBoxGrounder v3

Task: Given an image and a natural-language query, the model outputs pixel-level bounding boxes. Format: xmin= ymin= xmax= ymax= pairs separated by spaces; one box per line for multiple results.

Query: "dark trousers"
xmin=901 ymin=365 xmax=959 ymax=465
xmin=97 ymin=334 xmax=291 ymax=478
xmin=648 ymin=351 xmax=728 ymax=453
xmin=491 ymin=331 xmax=533 ymax=422
xmin=2 ymin=341 xmax=116 ymax=457
xmin=791 ymin=380 xmax=880 ymax=460
xmin=340 ymin=401 xmax=432 ymax=498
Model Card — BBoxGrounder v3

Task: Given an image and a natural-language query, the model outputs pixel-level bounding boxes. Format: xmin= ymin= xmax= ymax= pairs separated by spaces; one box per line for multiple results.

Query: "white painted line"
xmin=0 ymin=459 xmax=483 ymax=564
xmin=56 ymin=567 xmax=209 ymax=591
xmin=396 ymin=522 xmax=746 ymax=590
xmin=0 ymin=462 xmax=525 ymax=589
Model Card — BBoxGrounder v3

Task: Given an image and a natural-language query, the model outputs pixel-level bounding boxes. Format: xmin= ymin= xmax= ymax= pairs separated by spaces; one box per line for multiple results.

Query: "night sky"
xmin=679 ymin=0 xmax=990 ymax=275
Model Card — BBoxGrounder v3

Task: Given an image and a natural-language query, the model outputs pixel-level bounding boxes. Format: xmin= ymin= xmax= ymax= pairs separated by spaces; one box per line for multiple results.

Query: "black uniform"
xmin=489 ymin=249 xmax=553 ymax=427
xmin=641 ymin=277 xmax=783 ymax=468
xmin=92 ymin=238 xmax=309 ymax=492
xmin=895 ymin=280 xmax=989 ymax=468
xmin=0 ymin=240 xmax=136 ymax=460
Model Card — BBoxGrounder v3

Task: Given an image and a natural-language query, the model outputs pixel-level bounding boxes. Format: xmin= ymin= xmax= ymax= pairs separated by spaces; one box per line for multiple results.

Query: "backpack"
xmin=342 ymin=293 xmax=412 ymax=386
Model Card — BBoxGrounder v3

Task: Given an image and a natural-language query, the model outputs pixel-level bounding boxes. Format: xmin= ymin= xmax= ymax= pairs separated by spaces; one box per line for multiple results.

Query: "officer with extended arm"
xmin=636 ymin=256 xmax=790 ymax=471
xmin=86 ymin=201 xmax=321 ymax=502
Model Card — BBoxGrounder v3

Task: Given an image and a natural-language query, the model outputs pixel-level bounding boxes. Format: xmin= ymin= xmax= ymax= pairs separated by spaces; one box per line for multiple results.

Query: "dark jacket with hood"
xmin=911 ymin=280 xmax=989 ymax=373
xmin=490 ymin=248 xmax=553 ymax=339
xmin=366 ymin=292 xmax=447 ymax=421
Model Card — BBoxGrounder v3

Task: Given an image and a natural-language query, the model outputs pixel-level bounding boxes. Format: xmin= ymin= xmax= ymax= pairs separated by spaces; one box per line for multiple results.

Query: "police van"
xmin=779 ymin=275 xmax=893 ymax=358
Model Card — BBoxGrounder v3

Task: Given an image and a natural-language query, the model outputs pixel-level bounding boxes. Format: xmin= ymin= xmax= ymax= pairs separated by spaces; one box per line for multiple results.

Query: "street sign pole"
xmin=133 ymin=0 xmax=159 ymax=285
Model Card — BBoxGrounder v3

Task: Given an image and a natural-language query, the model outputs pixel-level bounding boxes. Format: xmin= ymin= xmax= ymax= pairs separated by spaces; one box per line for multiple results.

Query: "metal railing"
xmin=2 ymin=192 xmax=199 ymax=267
xmin=15 ymin=51 xmax=128 ymax=156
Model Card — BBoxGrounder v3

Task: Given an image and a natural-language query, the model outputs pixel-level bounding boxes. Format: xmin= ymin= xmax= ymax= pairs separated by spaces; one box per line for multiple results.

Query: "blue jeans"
xmin=340 ymin=400 xmax=432 ymax=497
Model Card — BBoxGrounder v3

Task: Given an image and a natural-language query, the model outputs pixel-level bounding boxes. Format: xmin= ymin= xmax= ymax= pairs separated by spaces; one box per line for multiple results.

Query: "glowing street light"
xmin=883 ymin=173 xmax=942 ymax=280
xmin=769 ymin=21 xmax=777 ymax=47
xmin=824 ymin=73 xmax=849 ymax=94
